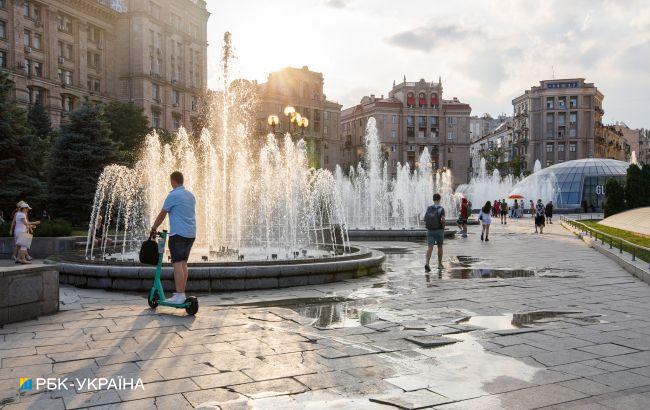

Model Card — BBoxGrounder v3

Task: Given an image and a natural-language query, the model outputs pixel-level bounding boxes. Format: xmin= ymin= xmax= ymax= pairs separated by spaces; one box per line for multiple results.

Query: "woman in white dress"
xmin=13 ymin=201 xmax=39 ymax=264
xmin=478 ymin=201 xmax=492 ymax=242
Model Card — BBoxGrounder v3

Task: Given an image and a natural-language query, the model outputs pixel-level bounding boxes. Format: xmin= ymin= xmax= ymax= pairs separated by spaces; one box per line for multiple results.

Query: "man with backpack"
xmin=424 ymin=193 xmax=446 ymax=272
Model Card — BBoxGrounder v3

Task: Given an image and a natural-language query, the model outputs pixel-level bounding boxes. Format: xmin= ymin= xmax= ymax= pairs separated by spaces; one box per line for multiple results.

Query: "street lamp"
xmin=267 ymin=105 xmax=310 ymax=136
xmin=267 ymin=114 xmax=279 ymax=133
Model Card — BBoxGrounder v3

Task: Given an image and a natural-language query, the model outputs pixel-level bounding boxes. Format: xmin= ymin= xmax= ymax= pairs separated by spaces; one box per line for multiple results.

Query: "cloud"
xmin=323 ymin=0 xmax=351 ymax=9
xmin=385 ymin=24 xmax=477 ymax=52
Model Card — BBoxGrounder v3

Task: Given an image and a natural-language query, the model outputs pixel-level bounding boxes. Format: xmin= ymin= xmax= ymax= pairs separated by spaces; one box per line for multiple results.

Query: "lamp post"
xmin=267 ymin=105 xmax=309 ymax=136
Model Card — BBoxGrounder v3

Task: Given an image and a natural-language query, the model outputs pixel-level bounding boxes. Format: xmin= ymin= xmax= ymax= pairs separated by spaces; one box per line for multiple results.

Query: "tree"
xmin=103 ymin=101 xmax=150 ymax=165
xmin=624 ymin=164 xmax=645 ymax=210
xmin=640 ymin=164 xmax=650 ymax=208
xmin=481 ymin=147 xmax=505 ymax=174
xmin=48 ymin=104 xmax=117 ymax=225
xmin=508 ymin=155 xmax=526 ymax=178
xmin=0 ymin=72 xmax=45 ymax=214
xmin=27 ymin=102 xmax=54 ymax=177
xmin=603 ymin=179 xmax=626 ymax=217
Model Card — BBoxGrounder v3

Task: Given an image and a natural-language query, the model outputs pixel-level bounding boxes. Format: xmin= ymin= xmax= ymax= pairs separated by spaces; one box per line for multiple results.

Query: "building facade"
xmin=0 ymin=0 xmax=208 ymax=131
xmin=340 ymin=78 xmax=472 ymax=187
xmin=512 ymin=78 xmax=603 ymax=171
xmin=469 ymin=113 xmax=510 ymax=143
xmin=469 ymin=121 xmax=514 ymax=174
xmin=596 ymin=124 xmax=630 ymax=162
xmin=639 ymin=129 xmax=650 ymax=165
xmin=255 ymin=66 xmax=342 ymax=171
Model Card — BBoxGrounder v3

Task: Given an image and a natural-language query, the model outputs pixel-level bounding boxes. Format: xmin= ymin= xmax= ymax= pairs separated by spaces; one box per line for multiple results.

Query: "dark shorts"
xmin=500 ymin=211 xmax=507 ymax=216
xmin=457 ymin=218 xmax=468 ymax=225
xmin=427 ymin=229 xmax=444 ymax=246
xmin=168 ymin=235 xmax=195 ymax=263
xmin=535 ymin=215 xmax=546 ymax=226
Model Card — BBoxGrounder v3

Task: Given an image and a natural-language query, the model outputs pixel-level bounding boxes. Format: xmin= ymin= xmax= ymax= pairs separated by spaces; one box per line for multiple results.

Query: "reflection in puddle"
xmin=456 ymin=310 xmax=583 ymax=331
xmin=426 ymin=268 xmax=536 ymax=281
xmin=291 ymin=301 xmax=379 ymax=328
xmin=371 ymin=247 xmax=413 ymax=254
xmin=457 ymin=314 xmax=520 ymax=330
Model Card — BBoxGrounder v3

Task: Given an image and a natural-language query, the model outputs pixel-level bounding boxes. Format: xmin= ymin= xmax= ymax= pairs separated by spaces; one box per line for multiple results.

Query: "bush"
xmin=33 ymin=219 xmax=73 ymax=237
xmin=604 ymin=179 xmax=626 ymax=218
xmin=0 ymin=221 xmax=10 ymax=237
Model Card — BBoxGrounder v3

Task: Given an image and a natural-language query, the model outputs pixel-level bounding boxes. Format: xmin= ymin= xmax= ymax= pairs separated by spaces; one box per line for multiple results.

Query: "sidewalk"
xmin=2 ymin=218 xmax=650 ymax=409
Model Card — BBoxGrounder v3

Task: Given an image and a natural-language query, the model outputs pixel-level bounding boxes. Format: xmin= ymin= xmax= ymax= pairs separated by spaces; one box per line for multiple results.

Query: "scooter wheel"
xmin=185 ymin=296 xmax=198 ymax=315
xmin=148 ymin=290 xmax=159 ymax=309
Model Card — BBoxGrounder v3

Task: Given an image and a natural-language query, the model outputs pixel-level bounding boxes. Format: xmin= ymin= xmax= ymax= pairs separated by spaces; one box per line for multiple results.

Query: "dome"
xmin=510 ymin=158 xmax=629 ymax=209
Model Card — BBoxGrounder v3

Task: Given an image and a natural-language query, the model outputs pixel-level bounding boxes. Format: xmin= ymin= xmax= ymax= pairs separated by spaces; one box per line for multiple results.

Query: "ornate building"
xmin=0 ymin=0 xmax=208 ymax=131
xmin=340 ymin=77 xmax=472 ymax=187
xmin=512 ymin=79 xmax=604 ymax=171
xmin=255 ymin=66 xmax=342 ymax=171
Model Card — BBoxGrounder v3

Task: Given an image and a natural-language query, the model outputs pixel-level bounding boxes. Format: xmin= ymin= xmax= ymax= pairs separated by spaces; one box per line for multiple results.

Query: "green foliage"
xmin=603 ymin=179 xmax=626 ymax=217
xmin=625 ymin=164 xmax=645 ymax=209
xmin=640 ymin=164 xmax=650 ymax=208
xmin=48 ymin=104 xmax=118 ymax=226
xmin=33 ymin=219 xmax=73 ymax=237
xmin=103 ymin=101 xmax=150 ymax=165
xmin=0 ymin=71 xmax=46 ymax=214
xmin=508 ymin=155 xmax=526 ymax=178
xmin=0 ymin=221 xmax=10 ymax=237
xmin=480 ymin=147 xmax=505 ymax=174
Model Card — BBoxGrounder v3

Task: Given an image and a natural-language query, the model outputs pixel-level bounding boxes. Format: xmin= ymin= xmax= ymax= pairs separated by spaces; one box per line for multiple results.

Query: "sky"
xmin=205 ymin=0 xmax=650 ymax=129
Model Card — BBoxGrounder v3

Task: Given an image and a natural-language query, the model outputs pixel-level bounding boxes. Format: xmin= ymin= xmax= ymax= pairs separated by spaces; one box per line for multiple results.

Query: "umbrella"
xmin=508 ymin=194 xmax=524 ymax=199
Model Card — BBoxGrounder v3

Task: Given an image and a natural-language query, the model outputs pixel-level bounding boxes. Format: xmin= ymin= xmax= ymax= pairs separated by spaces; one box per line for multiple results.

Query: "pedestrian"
xmin=500 ymin=199 xmax=508 ymax=224
xmin=535 ymin=199 xmax=546 ymax=234
xmin=512 ymin=199 xmax=519 ymax=218
xmin=424 ymin=193 xmax=446 ymax=272
xmin=545 ymin=201 xmax=554 ymax=224
xmin=150 ymin=171 xmax=197 ymax=305
xmin=13 ymin=201 xmax=40 ymax=264
xmin=478 ymin=201 xmax=492 ymax=242
xmin=493 ymin=199 xmax=500 ymax=219
xmin=529 ymin=200 xmax=535 ymax=218
xmin=457 ymin=197 xmax=469 ymax=238
xmin=93 ymin=214 xmax=114 ymax=247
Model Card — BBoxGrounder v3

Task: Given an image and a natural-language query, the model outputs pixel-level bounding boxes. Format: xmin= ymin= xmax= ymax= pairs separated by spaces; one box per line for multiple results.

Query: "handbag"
xmin=16 ymin=232 xmax=33 ymax=249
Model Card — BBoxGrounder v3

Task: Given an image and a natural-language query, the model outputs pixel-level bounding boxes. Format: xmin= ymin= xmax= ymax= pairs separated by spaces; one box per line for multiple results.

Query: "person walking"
xmin=457 ymin=197 xmax=469 ymax=238
xmin=500 ymin=199 xmax=508 ymax=224
xmin=493 ymin=199 xmax=500 ymax=219
xmin=512 ymin=199 xmax=518 ymax=218
xmin=424 ymin=193 xmax=446 ymax=272
xmin=545 ymin=201 xmax=554 ymax=224
xmin=93 ymin=215 xmax=114 ymax=247
xmin=478 ymin=201 xmax=492 ymax=242
xmin=535 ymin=199 xmax=546 ymax=234
xmin=150 ymin=171 xmax=197 ymax=305
xmin=529 ymin=200 xmax=535 ymax=218
xmin=13 ymin=201 xmax=39 ymax=264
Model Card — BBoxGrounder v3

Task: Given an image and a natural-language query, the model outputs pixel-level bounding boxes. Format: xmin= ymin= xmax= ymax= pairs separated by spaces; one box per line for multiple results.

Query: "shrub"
xmin=0 ymin=221 xmax=10 ymax=237
xmin=33 ymin=219 xmax=73 ymax=237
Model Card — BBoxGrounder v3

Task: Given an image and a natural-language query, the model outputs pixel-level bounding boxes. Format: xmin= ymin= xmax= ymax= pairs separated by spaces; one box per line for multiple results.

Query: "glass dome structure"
xmin=511 ymin=158 xmax=629 ymax=209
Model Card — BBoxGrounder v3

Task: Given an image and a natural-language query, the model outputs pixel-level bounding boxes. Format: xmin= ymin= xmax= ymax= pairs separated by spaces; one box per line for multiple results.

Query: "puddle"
xmin=430 ymin=268 xmax=537 ymax=280
xmin=290 ymin=300 xmax=380 ymax=328
xmin=449 ymin=255 xmax=482 ymax=267
xmin=456 ymin=310 xmax=584 ymax=331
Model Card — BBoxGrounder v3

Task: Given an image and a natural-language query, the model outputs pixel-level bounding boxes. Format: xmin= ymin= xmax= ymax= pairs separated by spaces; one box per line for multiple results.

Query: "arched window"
xmin=406 ymin=92 xmax=415 ymax=108
xmin=430 ymin=93 xmax=439 ymax=108
xmin=61 ymin=94 xmax=75 ymax=112
xmin=28 ymin=86 xmax=45 ymax=105
xmin=418 ymin=92 xmax=426 ymax=107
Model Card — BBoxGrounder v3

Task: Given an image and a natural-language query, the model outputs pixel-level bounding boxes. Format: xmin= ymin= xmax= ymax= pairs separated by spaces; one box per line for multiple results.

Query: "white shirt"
xmin=14 ymin=212 xmax=27 ymax=235
xmin=478 ymin=210 xmax=492 ymax=225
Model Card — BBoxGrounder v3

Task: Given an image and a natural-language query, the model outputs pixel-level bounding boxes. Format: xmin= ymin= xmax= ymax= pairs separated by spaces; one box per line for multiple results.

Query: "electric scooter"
xmin=147 ymin=230 xmax=199 ymax=315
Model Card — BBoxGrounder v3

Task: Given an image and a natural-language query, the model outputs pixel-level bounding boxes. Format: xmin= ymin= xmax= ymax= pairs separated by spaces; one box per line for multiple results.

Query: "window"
xmin=570 ymin=112 xmax=577 ymax=124
xmin=58 ymin=69 xmax=73 ymax=85
xmin=324 ymin=111 xmax=330 ymax=121
xmin=59 ymin=42 xmax=73 ymax=60
xmin=390 ymin=145 xmax=396 ymax=152
xmin=546 ymin=113 xmax=554 ymax=124
xmin=418 ymin=116 xmax=426 ymax=128
xmin=558 ymin=97 xmax=566 ymax=109
xmin=152 ymin=83 xmax=160 ymax=100
xmin=569 ymin=143 xmax=577 ymax=152
xmin=546 ymin=97 xmax=554 ymax=109
xmin=33 ymin=33 xmax=41 ymax=49
xmin=23 ymin=30 xmax=30 ymax=47
xmin=0 ymin=0 xmax=5 ymax=9
xmin=57 ymin=15 xmax=72 ymax=33
xmin=172 ymin=115 xmax=181 ymax=130
xmin=391 ymin=130 xmax=396 ymax=139
xmin=0 ymin=20 xmax=6 ymax=39
xmin=150 ymin=2 xmax=161 ymax=20
xmin=546 ymin=143 xmax=554 ymax=153
xmin=172 ymin=90 xmax=180 ymax=105
xmin=447 ymin=146 xmax=453 ymax=153
xmin=447 ymin=131 xmax=453 ymax=140
xmin=191 ymin=96 xmax=197 ymax=111
xmin=569 ymin=96 xmax=577 ymax=108
xmin=447 ymin=160 xmax=453 ymax=168
xmin=28 ymin=87 xmax=42 ymax=104
xmin=391 ymin=115 xmax=397 ymax=124
xmin=557 ymin=144 xmax=565 ymax=152
xmin=569 ymin=128 xmax=576 ymax=137
xmin=31 ymin=61 xmax=42 ymax=77
xmin=0 ymin=50 xmax=5 ymax=68
xmin=406 ymin=92 xmax=415 ymax=108
xmin=446 ymin=117 xmax=454 ymax=125
xmin=88 ymin=26 xmax=101 ymax=43
xmin=87 ymin=77 xmax=100 ymax=92
xmin=418 ymin=92 xmax=426 ymax=107
xmin=23 ymin=1 xmax=29 ymax=17
xmin=429 ymin=116 xmax=438 ymax=126
xmin=324 ymin=125 xmax=328 ymax=135
xmin=152 ymin=110 xmax=161 ymax=128
xmin=61 ymin=95 xmax=74 ymax=112
xmin=406 ymin=116 xmax=414 ymax=126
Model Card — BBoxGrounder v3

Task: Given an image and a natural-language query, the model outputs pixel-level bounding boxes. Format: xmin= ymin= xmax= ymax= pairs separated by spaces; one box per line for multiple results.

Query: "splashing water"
xmin=335 ymin=118 xmax=462 ymax=229
xmin=456 ymin=158 xmax=518 ymax=208
xmin=85 ymin=34 xmax=348 ymax=262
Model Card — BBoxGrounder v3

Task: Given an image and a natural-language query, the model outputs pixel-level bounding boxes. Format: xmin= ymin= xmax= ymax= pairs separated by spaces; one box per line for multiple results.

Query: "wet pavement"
xmin=3 ymin=218 xmax=650 ymax=409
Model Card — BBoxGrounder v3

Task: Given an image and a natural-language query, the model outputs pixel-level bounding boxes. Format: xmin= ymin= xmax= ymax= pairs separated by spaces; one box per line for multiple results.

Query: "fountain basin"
xmin=54 ymin=246 xmax=384 ymax=292
xmin=347 ymin=229 xmax=457 ymax=241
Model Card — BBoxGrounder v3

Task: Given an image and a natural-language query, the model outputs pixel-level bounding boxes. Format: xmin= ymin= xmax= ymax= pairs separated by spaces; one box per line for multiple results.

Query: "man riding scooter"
xmin=150 ymin=171 xmax=196 ymax=305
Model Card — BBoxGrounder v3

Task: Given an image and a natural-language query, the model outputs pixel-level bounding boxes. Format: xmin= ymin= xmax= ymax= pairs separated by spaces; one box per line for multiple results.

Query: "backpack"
xmin=425 ymin=205 xmax=443 ymax=230
xmin=139 ymin=238 xmax=159 ymax=266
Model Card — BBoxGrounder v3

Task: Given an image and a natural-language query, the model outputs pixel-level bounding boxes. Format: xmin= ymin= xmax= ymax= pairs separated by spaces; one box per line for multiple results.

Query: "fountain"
xmin=456 ymin=158 xmax=517 ymax=209
xmin=56 ymin=33 xmax=384 ymax=292
xmin=335 ymin=118 xmax=462 ymax=239
xmin=507 ymin=160 xmax=560 ymax=204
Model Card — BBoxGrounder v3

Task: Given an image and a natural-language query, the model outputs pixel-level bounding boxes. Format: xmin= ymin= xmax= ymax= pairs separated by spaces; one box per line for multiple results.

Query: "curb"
xmin=561 ymin=221 xmax=650 ymax=284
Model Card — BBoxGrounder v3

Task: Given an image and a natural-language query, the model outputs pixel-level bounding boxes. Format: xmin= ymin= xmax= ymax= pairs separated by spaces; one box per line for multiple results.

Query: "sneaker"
xmin=424 ymin=265 xmax=431 ymax=273
xmin=166 ymin=293 xmax=186 ymax=305
xmin=485 ymin=237 xmax=489 ymax=242
xmin=480 ymin=234 xmax=484 ymax=241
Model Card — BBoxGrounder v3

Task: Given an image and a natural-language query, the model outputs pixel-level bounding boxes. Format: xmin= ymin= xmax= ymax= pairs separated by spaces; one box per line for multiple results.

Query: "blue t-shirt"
xmin=162 ymin=186 xmax=196 ymax=238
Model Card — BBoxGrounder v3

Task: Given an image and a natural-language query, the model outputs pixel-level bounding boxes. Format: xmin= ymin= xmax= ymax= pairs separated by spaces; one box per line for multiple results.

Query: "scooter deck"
xmin=157 ymin=300 xmax=190 ymax=308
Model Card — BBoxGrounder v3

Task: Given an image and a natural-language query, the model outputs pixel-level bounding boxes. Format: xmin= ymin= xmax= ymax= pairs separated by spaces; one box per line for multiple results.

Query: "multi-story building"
xmin=612 ymin=122 xmax=641 ymax=160
xmin=255 ymin=65 xmax=342 ymax=171
xmin=0 ymin=0 xmax=208 ymax=131
xmin=469 ymin=121 xmax=514 ymax=174
xmin=340 ymin=78 xmax=472 ymax=187
xmin=596 ymin=124 xmax=630 ymax=162
xmin=469 ymin=113 xmax=510 ymax=143
xmin=639 ymin=129 xmax=650 ymax=165
xmin=512 ymin=78 xmax=603 ymax=171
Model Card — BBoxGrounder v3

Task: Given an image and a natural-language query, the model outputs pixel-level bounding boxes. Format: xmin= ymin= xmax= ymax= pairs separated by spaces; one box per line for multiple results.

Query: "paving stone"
xmin=599 ymin=351 xmax=650 ymax=368
xmin=598 ymin=392 xmax=650 ymax=410
xmin=491 ymin=344 xmax=550 ymax=358
xmin=558 ymin=378 xmax=617 ymax=395
xmin=588 ymin=370 xmax=650 ymax=390
xmin=63 ymin=390 xmax=122 ymax=409
xmin=182 ymin=387 xmax=244 ymax=408
xmin=550 ymin=362 xmax=610 ymax=377
xmin=491 ymin=328 xmax=545 ymax=336
xmin=117 ymin=378 xmax=200 ymax=401
xmin=577 ymin=343 xmax=638 ymax=357
xmin=532 ymin=349 xmax=600 ymax=367
xmin=404 ymin=336 xmax=458 ymax=348
xmin=231 ymin=378 xmax=308 ymax=399
xmin=191 ymin=370 xmax=253 ymax=389
xmin=370 ymin=389 xmax=453 ymax=409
